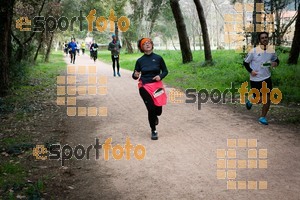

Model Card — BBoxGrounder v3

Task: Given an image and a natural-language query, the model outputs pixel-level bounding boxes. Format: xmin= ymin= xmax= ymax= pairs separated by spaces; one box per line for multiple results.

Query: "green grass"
xmin=0 ymin=162 xmax=27 ymax=192
xmin=1 ymin=135 xmax=32 ymax=147
xmin=1 ymin=52 xmax=66 ymax=114
xmin=0 ymin=161 xmax=46 ymax=199
xmin=98 ymin=49 xmax=300 ymax=103
xmin=0 ymin=52 xmax=66 ymax=198
xmin=1 ymin=51 xmax=66 ymax=148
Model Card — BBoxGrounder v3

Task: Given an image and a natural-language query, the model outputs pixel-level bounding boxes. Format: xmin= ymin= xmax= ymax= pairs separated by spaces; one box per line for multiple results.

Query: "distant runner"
xmin=68 ymin=38 xmax=77 ymax=64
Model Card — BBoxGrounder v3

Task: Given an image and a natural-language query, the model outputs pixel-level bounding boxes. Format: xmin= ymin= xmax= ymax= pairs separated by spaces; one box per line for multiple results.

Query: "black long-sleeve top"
xmin=132 ymin=52 xmax=168 ymax=84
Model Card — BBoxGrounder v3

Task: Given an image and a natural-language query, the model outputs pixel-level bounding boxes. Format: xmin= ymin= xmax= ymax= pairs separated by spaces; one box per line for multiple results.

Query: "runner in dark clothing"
xmin=90 ymin=41 xmax=98 ymax=62
xmin=68 ymin=38 xmax=77 ymax=64
xmin=64 ymin=42 xmax=68 ymax=56
xmin=132 ymin=38 xmax=168 ymax=140
xmin=108 ymin=34 xmax=122 ymax=77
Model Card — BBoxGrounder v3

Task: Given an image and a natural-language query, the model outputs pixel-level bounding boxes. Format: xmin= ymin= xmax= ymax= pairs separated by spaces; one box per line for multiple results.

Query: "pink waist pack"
xmin=139 ymin=80 xmax=167 ymax=106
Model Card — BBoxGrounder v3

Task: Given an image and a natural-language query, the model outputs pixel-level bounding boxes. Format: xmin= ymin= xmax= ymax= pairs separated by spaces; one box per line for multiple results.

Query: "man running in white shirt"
xmin=243 ymin=32 xmax=279 ymax=125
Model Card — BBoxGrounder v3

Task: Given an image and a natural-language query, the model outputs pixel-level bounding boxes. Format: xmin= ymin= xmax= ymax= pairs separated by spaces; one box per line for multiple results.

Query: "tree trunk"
xmin=0 ymin=0 xmax=15 ymax=96
xmin=193 ymin=31 xmax=196 ymax=51
xmin=171 ymin=37 xmax=177 ymax=51
xmin=216 ymin=14 xmax=219 ymax=48
xmin=34 ymin=31 xmax=45 ymax=62
xmin=149 ymin=20 xmax=155 ymax=37
xmin=165 ymin=38 xmax=168 ymax=50
xmin=271 ymin=0 xmax=276 ymax=45
xmin=124 ymin=37 xmax=133 ymax=53
xmin=45 ymin=32 xmax=54 ymax=62
xmin=251 ymin=0 xmax=264 ymax=46
xmin=199 ymin=34 xmax=202 ymax=50
xmin=169 ymin=0 xmax=193 ymax=63
xmin=115 ymin=22 xmax=119 ymax=39
xmin=252 ymin=0 xmax=262 ymax=46
xmin=288 ymin=3 xmax=300 ymax=64
xmin=275 ymin=8 xmax=281 ymax=46
xmin=149 ymin=0 xmax=163 ymax=37
xmin=193 ymin=0 xmax=213 ymax=63
xmin=11 ymin=0 xmax=46 ymax=63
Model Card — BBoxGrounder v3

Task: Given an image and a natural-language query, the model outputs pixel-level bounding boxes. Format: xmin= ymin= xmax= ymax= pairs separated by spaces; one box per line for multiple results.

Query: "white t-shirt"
xmin=244 ymin=46 xmax=278 ymax=81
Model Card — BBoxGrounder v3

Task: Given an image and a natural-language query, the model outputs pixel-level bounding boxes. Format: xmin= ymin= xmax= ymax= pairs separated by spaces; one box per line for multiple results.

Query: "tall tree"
xmin=12 ymin=0 xmax=46 ymax=62
xmin=44 ymin=1 xmax=61 ymax=62
xmin=193 ymin=0 xmax=213 ymax=64
xmin=0 ymin=0 xmax=15 ymax=96
xmin=122 ymin=0 xmax=144 ymax=53
xmin=152 ymin=2 xmax=178 ymax=50
xmin=169 ymin=0 xmax=193 ymax=63
xmin=148 ymin=0 xmax=164 ymax=37
xmin=252 ymin=0 xmax=263 ymax=46
xmin=288 ymin=3 xmax=300 ymax=64
xmin=265 ymin=0 xmax=297 ymax=46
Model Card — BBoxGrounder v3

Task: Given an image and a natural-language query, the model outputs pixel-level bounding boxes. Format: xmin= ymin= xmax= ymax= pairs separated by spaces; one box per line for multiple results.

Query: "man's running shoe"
xmin=259 ymin=117 xmax=268 ymax=125
xmin=151 ymin=131 xmax=158 ymax=140
xmin=117 ymin=72 xmax=121 ymax=77
xmin=246 ymin=100 xmax=252 ymax=110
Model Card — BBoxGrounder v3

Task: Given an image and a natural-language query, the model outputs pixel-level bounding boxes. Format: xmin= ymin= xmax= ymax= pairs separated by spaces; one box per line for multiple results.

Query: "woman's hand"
xmin=134 ymin=70 xmax=141 ymax=78
xmin=152 ymin=75 xmax=161 ymax=81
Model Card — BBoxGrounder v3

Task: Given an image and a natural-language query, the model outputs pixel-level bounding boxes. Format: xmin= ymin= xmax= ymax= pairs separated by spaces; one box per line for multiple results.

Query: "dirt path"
xmin=59 ymin=54 xmax=300 ymax=200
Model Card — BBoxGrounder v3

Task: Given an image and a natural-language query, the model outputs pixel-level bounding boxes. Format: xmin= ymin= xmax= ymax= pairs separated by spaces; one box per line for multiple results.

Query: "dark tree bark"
xmin=169 ymin=0 xmax=193 ymax=63
xmin=252 ymin=0 xmax=263 ymax=46
xmin=288 ymin=3 xmax=300 ymax=64
xmin=148 ymin=0 xmax=163 ymax=37
xmin=124 ymin=37 xmax=133 ymax=53
xmin=199 ymin=34 xmax=202 ymax=50
xmin=34 ymin=31 xmax=45 ymax=62
xmin=0 ymin=0 xmax=15 ymax=96
xmin=193 ymin=0 xmax=213 ymax=63
xmin=274 ymin=1 xmax=282 ymax=46
xmin=11 ymin=33 xmax=24 ymax=62
xmin=45 ymin=32 xmax=54 ymax=62
xmin=12 ymin=0 xmax=46 ymax=62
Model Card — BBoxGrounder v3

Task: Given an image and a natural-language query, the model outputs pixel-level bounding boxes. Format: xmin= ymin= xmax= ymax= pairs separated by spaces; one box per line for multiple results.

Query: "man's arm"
xmin=243 ymin=61 xmax=252 ymax=73
xmin=243 ymin=52 xmax=253 ymax=73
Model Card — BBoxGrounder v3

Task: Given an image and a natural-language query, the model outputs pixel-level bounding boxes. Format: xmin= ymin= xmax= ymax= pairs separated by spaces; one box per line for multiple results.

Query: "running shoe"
xmin=246 ymin=99 xmax=252 ymax=110
xmin=151 ymin=131 xmax=158 ymax=140
xmin=259 ymin=117 xmax=268 ymax=125
xmin=117 ymin=72 xmax=121 ymax=77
